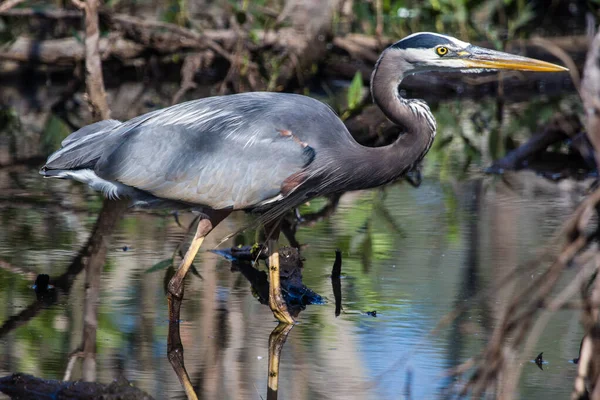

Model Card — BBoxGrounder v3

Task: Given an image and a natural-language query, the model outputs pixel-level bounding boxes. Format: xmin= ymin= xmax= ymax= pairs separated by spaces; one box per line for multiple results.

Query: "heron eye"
xmin=436 ymin=46 xmax=448 ymax=56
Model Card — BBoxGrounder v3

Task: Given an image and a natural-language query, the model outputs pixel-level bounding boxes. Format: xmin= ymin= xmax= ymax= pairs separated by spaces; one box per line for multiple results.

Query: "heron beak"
xmin=461 ymin=46 xmax=568 ymax=72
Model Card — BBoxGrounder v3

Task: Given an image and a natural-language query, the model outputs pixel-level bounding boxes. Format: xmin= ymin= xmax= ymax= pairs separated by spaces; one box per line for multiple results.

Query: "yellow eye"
xmin=436 ymin=46 xmax=448 ymax=56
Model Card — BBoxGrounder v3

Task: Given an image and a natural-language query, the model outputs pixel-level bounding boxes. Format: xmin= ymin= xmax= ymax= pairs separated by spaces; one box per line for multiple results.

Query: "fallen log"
xmin=0 ymin=36 xmax=144 ymax=64
xmin=0 ymin=373 xmax=154 ymax=399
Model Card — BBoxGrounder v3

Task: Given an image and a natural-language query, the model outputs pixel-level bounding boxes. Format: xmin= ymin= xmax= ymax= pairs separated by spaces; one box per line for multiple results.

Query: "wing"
xmin=43 ymin=119 xmax=123 ymax=171
xmin=94 ymin=93 xmax=320 ymax=210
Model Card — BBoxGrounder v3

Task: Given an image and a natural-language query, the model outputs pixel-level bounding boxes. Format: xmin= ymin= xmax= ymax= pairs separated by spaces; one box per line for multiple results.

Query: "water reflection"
xmin=168 ymin=243 xmax=331 ymax=400
xmin=267 ymin=323 xmax=294 ymax=400
xmin=0 ymin=166 xmax=590 ymax=399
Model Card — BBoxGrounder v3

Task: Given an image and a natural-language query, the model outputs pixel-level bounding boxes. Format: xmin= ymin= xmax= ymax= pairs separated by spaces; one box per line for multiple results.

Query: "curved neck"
xmin=340 ymin=50 xmax=436 ymax=191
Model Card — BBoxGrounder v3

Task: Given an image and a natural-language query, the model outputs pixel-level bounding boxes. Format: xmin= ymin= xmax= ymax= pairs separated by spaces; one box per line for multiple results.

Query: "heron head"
xmin=384 ymin=32 xmax=568 ymax=75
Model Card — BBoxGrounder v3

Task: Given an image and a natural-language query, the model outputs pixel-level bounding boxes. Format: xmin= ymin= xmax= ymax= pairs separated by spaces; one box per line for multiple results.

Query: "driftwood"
xmin=488 ymin=115 xmax=581 ymax=172
xmin=0 ymin=36 xmax=144 ymax=64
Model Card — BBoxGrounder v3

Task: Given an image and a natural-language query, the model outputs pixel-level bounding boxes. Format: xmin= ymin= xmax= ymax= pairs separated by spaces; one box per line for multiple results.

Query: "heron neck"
xmin=341 ymin=56 xmax=436 ymax=190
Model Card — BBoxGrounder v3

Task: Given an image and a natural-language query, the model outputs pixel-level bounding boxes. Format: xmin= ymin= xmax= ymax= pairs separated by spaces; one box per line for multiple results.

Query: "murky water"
xmin=0 ymin=162 xmax=589 ymax=399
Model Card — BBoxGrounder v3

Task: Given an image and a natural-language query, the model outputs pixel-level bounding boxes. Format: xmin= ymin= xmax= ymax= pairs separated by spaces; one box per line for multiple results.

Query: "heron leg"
xmin=265 ymin=221 xmax=295 ymax=324
xmin=167 ymin=210 xmax=229 ymax=400
xmin=167 ymin=210 xmax=229 ymax=317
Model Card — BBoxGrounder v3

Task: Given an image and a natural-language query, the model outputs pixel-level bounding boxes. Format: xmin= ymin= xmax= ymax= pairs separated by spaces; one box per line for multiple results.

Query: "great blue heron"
xmin=40 ymin=32 xmax=567 ymax=324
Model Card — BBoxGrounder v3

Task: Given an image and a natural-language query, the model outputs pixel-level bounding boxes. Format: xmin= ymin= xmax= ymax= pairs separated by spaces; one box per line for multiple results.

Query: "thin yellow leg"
xmin=266 ymin=232 xmax=295 ymax=324
xmin=168 ymin=219 xmax=211 ymax=297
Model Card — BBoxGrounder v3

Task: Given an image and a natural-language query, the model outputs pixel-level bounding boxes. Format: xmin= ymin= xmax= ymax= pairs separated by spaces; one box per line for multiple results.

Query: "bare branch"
xmin=70 ymin=0 xmax=85 ymax=9
xmin=77 ymin=0 xmax=110 ymax=120
xmin=0 ymin=0 xmax=25 ymax=13
xmin=171 ymin=52 xmax=206 ymax=105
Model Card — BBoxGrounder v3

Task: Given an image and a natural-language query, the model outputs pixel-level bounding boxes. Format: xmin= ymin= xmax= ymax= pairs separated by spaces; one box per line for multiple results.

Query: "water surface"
xmin=0 ymin=164 xmax=588 ymax=399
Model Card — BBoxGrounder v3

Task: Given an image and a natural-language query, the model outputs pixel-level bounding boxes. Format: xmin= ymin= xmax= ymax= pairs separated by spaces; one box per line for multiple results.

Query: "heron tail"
xmin=40 ymin=119 xmax=122 ymax=175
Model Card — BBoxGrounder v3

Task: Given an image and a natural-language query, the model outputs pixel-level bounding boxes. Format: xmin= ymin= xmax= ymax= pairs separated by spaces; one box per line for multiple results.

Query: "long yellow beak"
xmin=462 ymin=45 xmax=568 ymax=72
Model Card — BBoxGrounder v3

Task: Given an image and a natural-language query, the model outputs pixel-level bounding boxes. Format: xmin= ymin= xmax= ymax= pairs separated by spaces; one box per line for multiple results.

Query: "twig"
xmin=0 ymin=0 xmax=25 ymax=13
xmin=171 ymin=53 xmax=205 ymax=105
xmin=548 ymin=256 xmax=598 ymax=311
xmin=108 ymin=13 xmax=252 ymax=67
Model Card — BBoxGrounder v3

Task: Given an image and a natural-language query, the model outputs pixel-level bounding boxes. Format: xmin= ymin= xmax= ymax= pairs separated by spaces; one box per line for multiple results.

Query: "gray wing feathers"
xmin=42 ymin=92 xmax=333 ymax=210
xmin=61 ymin=119 xmax=121 ymax=147
xmin=95 ymin=124 xmax=312 ymax=210
xmin=43 ymin=111 xmax=166 ymax=171
xmin=44 ymin=119 xmax=123 ymax=171
xmin=94 ymin=93 xmax=321 ymax=209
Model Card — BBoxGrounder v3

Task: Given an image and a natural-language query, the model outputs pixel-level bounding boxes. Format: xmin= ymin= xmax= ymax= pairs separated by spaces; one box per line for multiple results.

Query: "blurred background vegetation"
xmin=0 ymin=0 xmax=596 ymax=180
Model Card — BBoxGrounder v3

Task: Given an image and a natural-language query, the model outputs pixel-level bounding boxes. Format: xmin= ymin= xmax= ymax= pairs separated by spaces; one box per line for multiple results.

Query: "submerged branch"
xmin=0 ymin=373 xmax=154 ymax=399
